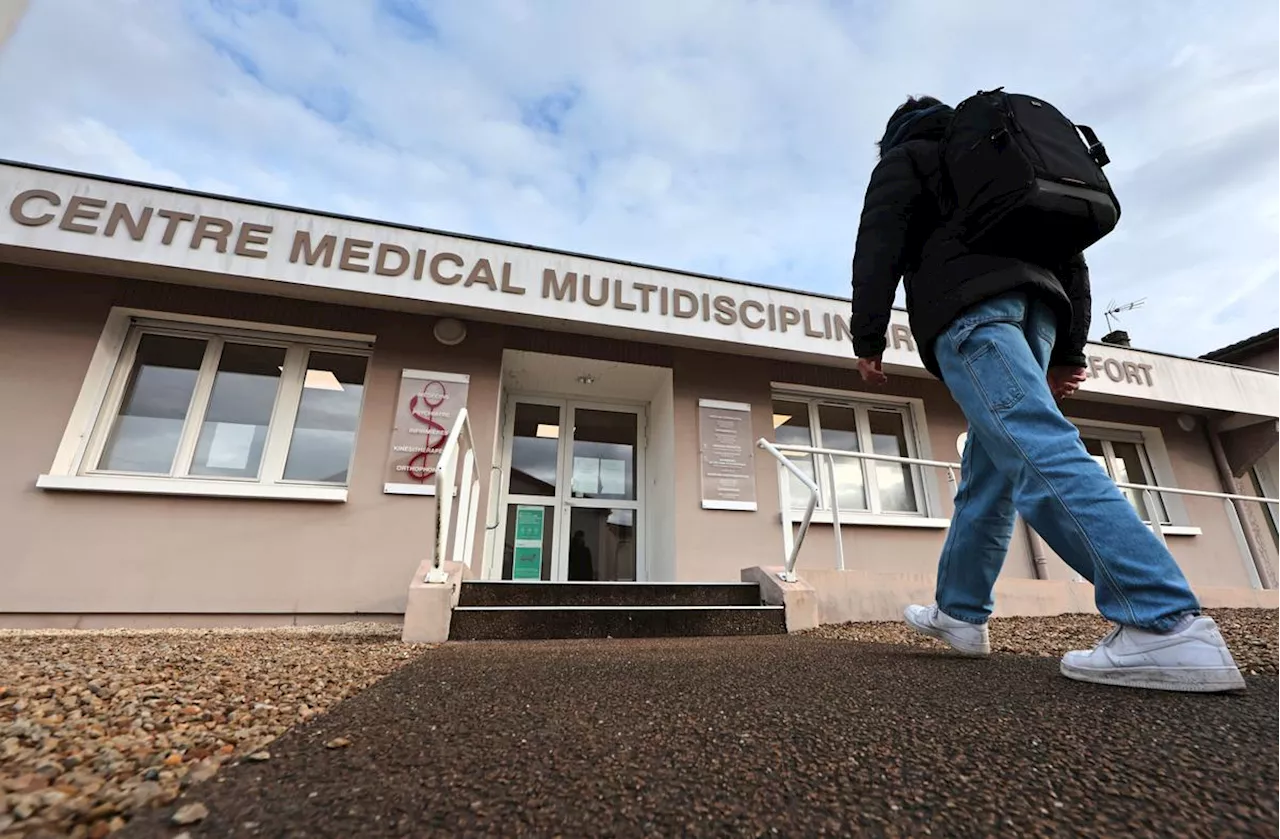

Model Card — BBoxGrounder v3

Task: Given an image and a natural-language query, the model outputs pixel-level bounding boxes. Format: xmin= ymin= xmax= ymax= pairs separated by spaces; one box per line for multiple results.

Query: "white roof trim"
xmin=1 ymin=160 xmax=1276 ymax=419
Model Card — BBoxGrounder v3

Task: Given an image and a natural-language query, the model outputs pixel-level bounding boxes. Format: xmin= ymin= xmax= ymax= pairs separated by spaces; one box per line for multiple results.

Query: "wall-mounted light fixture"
xmin=433 ymin=318 xmax=467 ymax=346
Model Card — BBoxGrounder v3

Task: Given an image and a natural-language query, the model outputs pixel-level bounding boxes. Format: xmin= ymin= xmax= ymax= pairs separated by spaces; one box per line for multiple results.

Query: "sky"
xmin=0 ymin=0 xmax=1276 ymax=358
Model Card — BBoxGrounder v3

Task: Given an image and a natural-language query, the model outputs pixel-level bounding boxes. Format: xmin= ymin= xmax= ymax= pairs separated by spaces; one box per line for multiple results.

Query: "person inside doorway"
xmin=847 ymin=94 xmax=1246 ymax=693
xmin=568 ymin=530 xmax=594 ymax=582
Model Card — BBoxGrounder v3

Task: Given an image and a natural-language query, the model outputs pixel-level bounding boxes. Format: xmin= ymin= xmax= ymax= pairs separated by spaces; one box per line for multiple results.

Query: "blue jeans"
xmin=932 ymin=291 xmax=1200 ymax=632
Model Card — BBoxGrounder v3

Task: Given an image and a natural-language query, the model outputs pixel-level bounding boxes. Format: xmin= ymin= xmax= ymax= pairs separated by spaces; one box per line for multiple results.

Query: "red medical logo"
xmin=405 ymin=380 xmax=448 ymax=482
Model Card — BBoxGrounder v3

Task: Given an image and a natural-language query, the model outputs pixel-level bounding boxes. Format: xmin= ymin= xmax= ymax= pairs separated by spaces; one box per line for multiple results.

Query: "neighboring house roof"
xmin=1201 ymin=329 xmax=1280 ymax=363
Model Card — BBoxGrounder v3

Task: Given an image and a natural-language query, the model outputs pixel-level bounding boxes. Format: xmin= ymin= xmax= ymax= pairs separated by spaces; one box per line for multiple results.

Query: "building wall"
xmin=667 ymin=356 xmax=1032 ymax=582
xmin=0 ymin=264 xmax=1270 ymax=620
xmin=665 ymin=356 xmax=1263 ymax=592
xmin=0 ymin=267 xmax=505 ymax=616
xmin=1254 ymin=346 xmax=1277 ymax=372
xmin=1226 ymin=344 xmax=1279 ymax=373
xmin=1205 ymin=341 xmax=1279 ymax=585
xmin=668 ymin=348 xmax=787 ymax=582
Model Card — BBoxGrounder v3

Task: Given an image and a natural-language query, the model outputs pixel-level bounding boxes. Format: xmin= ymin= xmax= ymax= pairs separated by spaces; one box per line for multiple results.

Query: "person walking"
xmin=848 ymin=94 xmax=1245 ymax=692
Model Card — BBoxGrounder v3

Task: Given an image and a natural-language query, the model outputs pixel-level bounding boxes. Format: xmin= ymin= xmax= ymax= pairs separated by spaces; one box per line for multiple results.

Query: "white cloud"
xmin=0 ymin=0 xmax=1274 ymax=356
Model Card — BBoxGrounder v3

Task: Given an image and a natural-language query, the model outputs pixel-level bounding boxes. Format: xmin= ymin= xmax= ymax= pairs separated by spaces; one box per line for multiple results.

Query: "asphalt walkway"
xmin=122 ymin=636 xmax=1278 ymax=838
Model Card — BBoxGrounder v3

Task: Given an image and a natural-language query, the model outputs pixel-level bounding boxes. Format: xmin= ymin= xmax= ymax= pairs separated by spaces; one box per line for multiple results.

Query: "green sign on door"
xmin=512 ymin=505 xmax=545 ymax=580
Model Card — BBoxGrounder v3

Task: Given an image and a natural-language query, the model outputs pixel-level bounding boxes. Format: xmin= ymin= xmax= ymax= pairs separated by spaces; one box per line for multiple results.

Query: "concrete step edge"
xmin=453 ymin=605 xmax=784 ymax=612
xmin=458 ymin=581 xmax=762 ymax=587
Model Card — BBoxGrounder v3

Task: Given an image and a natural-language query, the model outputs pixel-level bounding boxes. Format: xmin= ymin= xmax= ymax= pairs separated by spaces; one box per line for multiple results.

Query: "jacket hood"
xmin=878 ymin=104 xmax=954 ymax=157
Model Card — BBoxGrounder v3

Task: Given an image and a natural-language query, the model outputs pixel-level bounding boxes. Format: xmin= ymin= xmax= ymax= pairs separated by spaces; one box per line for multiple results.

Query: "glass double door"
xmin=497 ymin=398 xmax=644 ymax=582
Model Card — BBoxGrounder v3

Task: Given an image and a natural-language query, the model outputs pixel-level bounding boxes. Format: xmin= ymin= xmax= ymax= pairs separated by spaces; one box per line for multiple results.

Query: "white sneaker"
xmin=1059 ymin=615 xmax=1246 ymax=693
xmin=903 ymin=604 xmax=990 ymax=656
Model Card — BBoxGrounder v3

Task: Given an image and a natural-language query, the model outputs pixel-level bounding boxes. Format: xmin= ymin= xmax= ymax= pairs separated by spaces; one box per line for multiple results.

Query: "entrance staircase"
xmin=448 ymin=582 xmax=786 ymax=641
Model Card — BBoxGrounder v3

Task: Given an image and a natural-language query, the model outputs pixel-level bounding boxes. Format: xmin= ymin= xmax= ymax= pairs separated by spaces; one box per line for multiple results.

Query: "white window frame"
xmin=37 ymin=307 xmax=375 ymax=502
xmin=1083 ymin=435 xmax=1170 ymax=524
xmin=1070 ymin=418 xmax=1201 ymax=536
xmin=770 ymin=385 xmax=948 ymax=529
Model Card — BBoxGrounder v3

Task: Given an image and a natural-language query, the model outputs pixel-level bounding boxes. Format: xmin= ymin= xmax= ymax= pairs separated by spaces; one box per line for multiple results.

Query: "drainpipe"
xmin=1205 ymin=423 xmax=1276 ymax=590
xmin=1022 ymin=519 xmax=1049 ymax=580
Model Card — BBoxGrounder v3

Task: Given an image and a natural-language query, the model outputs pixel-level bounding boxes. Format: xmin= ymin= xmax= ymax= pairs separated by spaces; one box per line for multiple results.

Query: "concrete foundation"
xmin=401 ymin=560 xmax=471 ymax=643
xmin=790 ymin=568 xmax=1279 ymax=626
xmin=0 ymin=613 xmax=403 ymax=630
xmin=741 ymin=566 xmax=819 ymax=632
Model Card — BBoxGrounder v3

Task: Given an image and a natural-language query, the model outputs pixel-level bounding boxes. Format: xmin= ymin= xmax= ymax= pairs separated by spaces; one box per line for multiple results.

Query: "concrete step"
xmin=448 ymin=605 xmax=787 ymax=641
xmin=456 ymin=581 xmax=764 ymax=608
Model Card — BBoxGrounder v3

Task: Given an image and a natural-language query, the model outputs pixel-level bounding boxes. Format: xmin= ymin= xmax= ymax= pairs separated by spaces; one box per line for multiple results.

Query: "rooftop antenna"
xmin=1103 ymin=298 xmax=1145 ymax=334
xmin=1100 ymin=298 xmax=1145 ymax=348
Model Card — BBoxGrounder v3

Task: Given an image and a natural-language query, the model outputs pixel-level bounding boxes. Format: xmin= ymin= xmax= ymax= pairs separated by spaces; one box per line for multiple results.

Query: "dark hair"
xmin=878 ymin=95 xmax=946 ymax=152
xmin=887 ymin=95 xmax=944 ymax=125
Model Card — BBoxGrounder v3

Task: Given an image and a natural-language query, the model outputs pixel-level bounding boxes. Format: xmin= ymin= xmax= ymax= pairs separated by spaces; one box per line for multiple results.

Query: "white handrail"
xmin=1114 ymin=480 xmax=1280 ymax=506
xmin=769 ymin=443 xmax=962 ymax=472
xmin=756 ymin=439 xmax=819 ymax=583
xmin=1113 ymin=480 xmax=1278 ymax=588
xmin=426 ymin=407 xmax=481 ymax=584
xmin=757 ymin=439 xmax=1279 ymax=588
xmin=768 ymin=442 xmax=961 ymax=505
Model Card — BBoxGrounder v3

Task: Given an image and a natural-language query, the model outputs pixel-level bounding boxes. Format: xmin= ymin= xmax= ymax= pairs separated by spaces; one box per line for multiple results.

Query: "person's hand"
xmin=857 ymin=356 xmax=888 ymax=386
xmin=1048 ymin=365 xmax=1087 ymax=400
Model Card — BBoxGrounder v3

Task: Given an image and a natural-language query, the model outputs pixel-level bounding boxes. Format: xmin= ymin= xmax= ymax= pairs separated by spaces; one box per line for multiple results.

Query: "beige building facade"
xmin=1 ymin=160 xmax=1277 ymax=628
xmin=1200 ymin=330 xmax=1280 ymax=587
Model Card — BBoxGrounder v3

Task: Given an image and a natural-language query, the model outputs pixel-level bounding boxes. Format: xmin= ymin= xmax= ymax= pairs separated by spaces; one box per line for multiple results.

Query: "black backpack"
xmin=940 ymin=88 xmax=1120 ymax=267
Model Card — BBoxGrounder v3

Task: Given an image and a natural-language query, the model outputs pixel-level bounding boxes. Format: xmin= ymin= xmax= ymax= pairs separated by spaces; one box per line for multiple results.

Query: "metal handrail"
xmin=426 ymin=408 xmax=482 ymax=584
xmin=769 ymin=443 xmax=961 ymax=495
xmin=769 ymin=443 xmax=963 ymax=473
xmin=752 ymin=440 xmax=824 ymax=584
xmin=1113 ymin=481 xmax=1278 ymax=588
xmin=756 ymin=440 xmax=819 ymax=583
xmin=756 ymin=438 xmax=1280 ymax=587
xmin=759 ymin=441 xmax=961 ymax=582
xmin=1114 ymin=480 xmax=1280 ymax=506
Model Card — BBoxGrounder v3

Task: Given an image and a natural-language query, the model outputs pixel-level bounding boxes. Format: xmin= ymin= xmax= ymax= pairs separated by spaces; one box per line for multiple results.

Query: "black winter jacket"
xmin=849 ymin=109 xmax=1092 ymax=379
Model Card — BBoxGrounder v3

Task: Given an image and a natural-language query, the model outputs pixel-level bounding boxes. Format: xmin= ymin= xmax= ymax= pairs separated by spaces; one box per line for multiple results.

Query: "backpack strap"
xmin=1075 ymin=124 xmax=1110 ymax=167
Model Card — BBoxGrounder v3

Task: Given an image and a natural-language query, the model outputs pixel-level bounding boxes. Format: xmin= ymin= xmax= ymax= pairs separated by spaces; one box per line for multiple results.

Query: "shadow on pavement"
xmin=121 ymin=636 xmax=1279 ymax=838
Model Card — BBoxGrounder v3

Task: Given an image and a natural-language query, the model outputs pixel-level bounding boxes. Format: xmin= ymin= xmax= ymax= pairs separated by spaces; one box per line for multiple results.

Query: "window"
xmin=42 ymin=311 xmax=372 ymax=500
xmin=771 ymin=394 xmax=929 ymax=518
xmin=1080 ymin=429 xmax=1170 ymax=525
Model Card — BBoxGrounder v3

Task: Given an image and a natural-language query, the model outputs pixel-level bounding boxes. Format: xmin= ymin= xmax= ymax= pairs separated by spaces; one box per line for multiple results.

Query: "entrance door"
xmin=494 ymin=398 xmax=645 ymax=582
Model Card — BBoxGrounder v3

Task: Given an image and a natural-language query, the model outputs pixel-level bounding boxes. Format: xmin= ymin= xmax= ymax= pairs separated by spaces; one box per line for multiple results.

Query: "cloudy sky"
xmin=0 ymin=0 xmax=1275 ymax=357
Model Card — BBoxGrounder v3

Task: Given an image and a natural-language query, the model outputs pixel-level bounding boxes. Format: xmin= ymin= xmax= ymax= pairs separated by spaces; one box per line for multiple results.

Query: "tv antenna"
xmin=1103 ymin=298 xmax=1145 ymax=333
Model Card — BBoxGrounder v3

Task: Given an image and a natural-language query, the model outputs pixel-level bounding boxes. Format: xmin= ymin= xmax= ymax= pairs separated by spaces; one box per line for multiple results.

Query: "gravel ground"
xmin=806 ymin=607 xmax=1279 ymax=675
xmin=3 ymin=610 xmax=1276 ymax=838
xmin=0 ymin=623 xmax=425 ymax=838
xmin=119 ymin=633 xmax=1278 ymax=839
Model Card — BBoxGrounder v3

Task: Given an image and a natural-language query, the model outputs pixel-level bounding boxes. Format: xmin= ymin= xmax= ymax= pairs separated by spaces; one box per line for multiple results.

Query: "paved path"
xmin=123 ymin=636 xmax=1278 ymax=838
